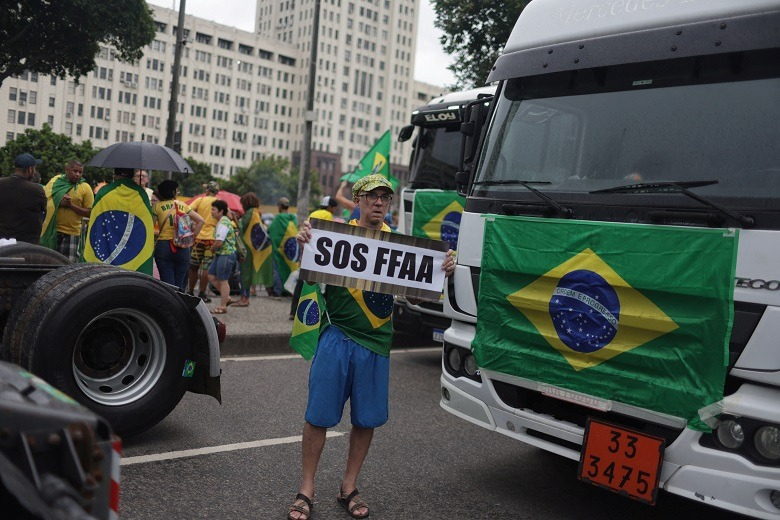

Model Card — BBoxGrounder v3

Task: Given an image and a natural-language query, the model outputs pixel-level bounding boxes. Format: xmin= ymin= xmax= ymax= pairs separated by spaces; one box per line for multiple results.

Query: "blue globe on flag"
xmin=283 ymin=237 xmax=300 ymax=262
xmin=297 ymin=298 xmax=320 ymax=326
xmin=440 ymin=211 xmax=461 ymax=249
xmin=363 ymin=291 xmax=394 ymax=320
xmin=549 ymin=270 xmax=620 ymax=353
xmin=89 ymin=210 xmax=147 ymax=265
xmin=251 ymin=223 xmax=270 ymax=250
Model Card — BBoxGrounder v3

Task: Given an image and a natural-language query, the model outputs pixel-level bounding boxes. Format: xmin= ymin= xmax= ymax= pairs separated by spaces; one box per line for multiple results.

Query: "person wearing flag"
xmin=286 ymin=174 xmax=456 ymax=520
xmin=235 ymin=191 xmax=272 ymax=307
xmin=40 ymin=160 xmax=94 ymax=261
xmin=82 ymin=168 xmax=155 ymax=274
xmin=268 ymin=196 xmax=299 ymax=299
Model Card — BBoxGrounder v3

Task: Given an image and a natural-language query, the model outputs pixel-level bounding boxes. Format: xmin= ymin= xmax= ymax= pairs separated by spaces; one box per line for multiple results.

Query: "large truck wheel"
xmin=5 ymin=265 xmax=194 ymax=437
xmin=2 ymin=264 xmax=113 ymax=365
xmin=0 ymin=243 xmax=70 ymax=265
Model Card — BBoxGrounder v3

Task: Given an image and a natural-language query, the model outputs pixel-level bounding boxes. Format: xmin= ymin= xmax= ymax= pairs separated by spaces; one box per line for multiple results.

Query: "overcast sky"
xmin=146 ymin=0 xmax=456 ymax=86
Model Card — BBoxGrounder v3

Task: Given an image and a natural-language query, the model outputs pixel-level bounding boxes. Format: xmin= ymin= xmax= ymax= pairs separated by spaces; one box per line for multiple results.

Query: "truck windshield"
xmin=409 ymin=126 xmax=463 ymax=190
xmin=474 ymin=50 xmax=780 ymax=205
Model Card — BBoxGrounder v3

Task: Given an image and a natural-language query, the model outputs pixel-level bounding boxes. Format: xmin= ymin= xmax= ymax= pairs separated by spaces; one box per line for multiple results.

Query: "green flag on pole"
xmin=411 ymin=190 xmax=465 ymax=250
xmin=340 ymin=130 xmax=399 ymax=190
xmin=290 ymin=282 xmax=326 ymax=360
xmin=473 ymin=216 xmax=738 ymax=431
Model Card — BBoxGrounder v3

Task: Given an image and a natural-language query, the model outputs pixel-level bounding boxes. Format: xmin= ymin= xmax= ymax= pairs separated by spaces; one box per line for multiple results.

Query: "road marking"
xmin=121 ymin=431 xmax=345 ymax=466
xmin=222 ymin=347 xmax=441 ymax=362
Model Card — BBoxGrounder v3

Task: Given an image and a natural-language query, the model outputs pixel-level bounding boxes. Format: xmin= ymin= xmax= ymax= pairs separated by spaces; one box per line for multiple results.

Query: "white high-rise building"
xmin=0 ymin=3 xmax=448 ymax=192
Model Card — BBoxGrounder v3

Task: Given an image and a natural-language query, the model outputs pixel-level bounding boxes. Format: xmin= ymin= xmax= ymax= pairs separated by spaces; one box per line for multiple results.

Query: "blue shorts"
xmin=207 ymin=253 xmax=236 ymax=281
xmin=305 ymin=326 xmax=389 ymax=429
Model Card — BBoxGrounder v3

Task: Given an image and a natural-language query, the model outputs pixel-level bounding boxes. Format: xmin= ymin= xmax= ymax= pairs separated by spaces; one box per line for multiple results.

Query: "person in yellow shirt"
xmin=152 ymin=180 xmax=204 ymax=291
xmin=187 ymin=181 xmax=220 ymax=302
xmin=40 ymin=160 xmax=94 ymax=262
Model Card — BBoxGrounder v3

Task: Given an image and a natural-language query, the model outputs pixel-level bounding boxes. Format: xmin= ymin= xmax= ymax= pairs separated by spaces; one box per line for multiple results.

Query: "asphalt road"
xmin=118 ymin=345 xmax=743 ymax=520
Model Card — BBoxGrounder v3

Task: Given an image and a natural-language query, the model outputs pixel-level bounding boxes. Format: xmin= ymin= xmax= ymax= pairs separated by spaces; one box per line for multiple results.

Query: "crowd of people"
xmin=1 ymin=152 xmax=403 ymax=316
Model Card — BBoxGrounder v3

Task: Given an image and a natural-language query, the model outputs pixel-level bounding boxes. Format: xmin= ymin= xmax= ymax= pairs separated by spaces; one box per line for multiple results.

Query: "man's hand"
xmin=60 ymin=194 xmax=72 ymax=208
xmin=443 ymin=249 xmax=456 ymax=278
xmin=296 ymin=220 xmax=312 ymax=246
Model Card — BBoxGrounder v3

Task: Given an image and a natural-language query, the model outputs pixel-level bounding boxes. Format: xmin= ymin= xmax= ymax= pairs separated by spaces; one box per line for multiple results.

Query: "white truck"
xmin=441 ymin=0 xmax=780 ymax=518
xmin=394 ymin=87 xmax=494 ymax=342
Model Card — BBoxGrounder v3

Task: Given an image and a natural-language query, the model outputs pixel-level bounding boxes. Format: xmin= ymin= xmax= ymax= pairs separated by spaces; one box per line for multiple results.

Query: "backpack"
xmin=171 ymin=203 xmax=195 ymax=248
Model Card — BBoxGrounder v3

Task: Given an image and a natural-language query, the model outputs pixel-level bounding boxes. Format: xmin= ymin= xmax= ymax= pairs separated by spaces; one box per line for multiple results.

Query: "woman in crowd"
xmin=235 ymin=192 xmax=265 ymax=307
xmin=207 ymin=199 xmax=239 ymax=314
xmin=152 ymin=180 xmax=204 ymax=290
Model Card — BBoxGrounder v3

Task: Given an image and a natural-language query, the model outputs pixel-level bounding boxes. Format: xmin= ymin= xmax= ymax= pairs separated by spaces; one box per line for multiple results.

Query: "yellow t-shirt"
xmin=189 ymin=195 xmax=217 ymax=239
xmin=153 ymin=200 xmax=192 ymax=241
xmin=308 ymin=208 xmax=334 ymax=221
xmin=50 ymin=180 xmax=94 ymax=236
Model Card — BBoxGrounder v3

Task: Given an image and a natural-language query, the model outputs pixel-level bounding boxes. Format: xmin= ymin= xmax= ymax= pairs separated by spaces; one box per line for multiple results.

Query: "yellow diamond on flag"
xmin=508 ymin=248 xmax=678 ymax=372
xmin=421 ymin=200 xmax=464 ymax=241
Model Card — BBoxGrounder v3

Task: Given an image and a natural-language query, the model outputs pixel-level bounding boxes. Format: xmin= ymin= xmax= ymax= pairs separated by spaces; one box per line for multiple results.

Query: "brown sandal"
xmin=287 ymin=493 xmax=313 ymax=520
xmin=210 ymin=307 xmax=227 ymax=314
xmin=337 ymin=487 xmax=369 ymax=519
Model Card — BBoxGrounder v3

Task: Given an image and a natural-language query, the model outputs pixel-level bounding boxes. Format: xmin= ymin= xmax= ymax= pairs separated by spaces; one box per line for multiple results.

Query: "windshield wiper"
xmin=473 ymin=180 xmax=573 ymax=217
xmin=590 ymin=181 xmax=754 ymax=227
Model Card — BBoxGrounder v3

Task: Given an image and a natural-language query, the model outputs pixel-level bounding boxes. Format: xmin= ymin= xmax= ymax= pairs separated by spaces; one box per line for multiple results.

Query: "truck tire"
xmin=2 ymin=263 xmax=113 ymax=366
xmin=0 ymin=243 xmax=70 ymax=265
xmin=5 ymin=265 xmax=194 ymax=437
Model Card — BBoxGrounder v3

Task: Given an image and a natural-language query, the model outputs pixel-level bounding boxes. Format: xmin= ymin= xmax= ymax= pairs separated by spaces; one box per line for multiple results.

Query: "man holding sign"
xmin=287 ymin=174 xmax=455 ymax=520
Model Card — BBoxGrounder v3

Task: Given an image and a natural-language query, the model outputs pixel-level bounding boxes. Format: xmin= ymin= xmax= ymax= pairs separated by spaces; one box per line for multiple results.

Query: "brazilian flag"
xmin=82 ymin=178 xmax=154 ymax=275
xmin=411 ymin=190 xmax=465 ymax=251
xmin=473 ymin=216 xmax=738 ymax=431
xmin=269 ymin=213 xmax=299 ymax=288
xmin=40 ymin=174 xmax=81 ymax=249
xmin=290 ymin=282 xmax=325 ymax=360
xmin=340 ymin=130 xmax=400 ymax=190
xmin=240 ymin=208 xmax=273 ymax=288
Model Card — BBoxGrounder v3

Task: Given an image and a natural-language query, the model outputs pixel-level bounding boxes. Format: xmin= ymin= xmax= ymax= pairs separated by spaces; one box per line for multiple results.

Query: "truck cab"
xmin=441 ymin=1 xmax=780 ymax=517
xmin=394 ymin=87 xmax=494 ymax=341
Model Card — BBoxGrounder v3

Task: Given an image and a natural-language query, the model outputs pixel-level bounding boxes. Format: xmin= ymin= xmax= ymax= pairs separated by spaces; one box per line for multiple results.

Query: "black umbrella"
xmin=87 ymin=141 xmax=193 ymax=174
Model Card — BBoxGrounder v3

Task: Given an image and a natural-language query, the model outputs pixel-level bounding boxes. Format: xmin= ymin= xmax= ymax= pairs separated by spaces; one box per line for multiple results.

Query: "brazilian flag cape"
xmin=289 ymin=282 xmax=326 ymax=361
xmin=473 ymin=216 xmax=738 ymax=431
xmin=411 ymin=190 xmax=465 ymax=251
xmin=268 ymin=212 xmax=299 ymax=288
xmin=82 ymin=178 xmax=154 ymax=275
xmin=239 ymin=208 xmax=273 ymax=288
xmin=41 ymin=174 xmax=83 ymax=249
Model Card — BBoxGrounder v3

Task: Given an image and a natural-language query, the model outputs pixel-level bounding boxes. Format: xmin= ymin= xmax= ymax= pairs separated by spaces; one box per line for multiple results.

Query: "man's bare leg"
xmin=338 ymin=425 xmax=374 ymax=517
xmin=289 ymin=422 xmax=326 ymax=520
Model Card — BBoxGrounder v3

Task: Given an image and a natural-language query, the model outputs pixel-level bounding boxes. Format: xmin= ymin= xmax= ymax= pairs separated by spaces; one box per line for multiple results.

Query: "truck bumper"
xmin=441 ymin=325 xmax=780 ymax=518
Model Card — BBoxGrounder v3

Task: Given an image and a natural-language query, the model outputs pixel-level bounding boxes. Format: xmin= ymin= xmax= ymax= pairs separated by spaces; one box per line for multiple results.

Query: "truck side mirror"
xmin=398 ymin=125 xmax=414 ymax=142
xmin=457 ymin=95 xmax=494 ymax=196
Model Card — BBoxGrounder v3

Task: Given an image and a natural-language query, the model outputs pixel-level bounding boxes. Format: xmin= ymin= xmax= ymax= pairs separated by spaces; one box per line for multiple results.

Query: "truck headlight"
xmin=716 ymin=419 xmax=745 ymax=449
xmin=754 ymin=426 xmax=780 ymax=461
xmin=447 ymin=348 xmax=462 ymax=372
xmin=463 ymin=354 xmax=478 ymax=376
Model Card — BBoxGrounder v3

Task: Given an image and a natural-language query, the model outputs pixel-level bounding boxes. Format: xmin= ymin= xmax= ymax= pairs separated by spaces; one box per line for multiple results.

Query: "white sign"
xmin=300 ymin=220 xmax=448 ymax=300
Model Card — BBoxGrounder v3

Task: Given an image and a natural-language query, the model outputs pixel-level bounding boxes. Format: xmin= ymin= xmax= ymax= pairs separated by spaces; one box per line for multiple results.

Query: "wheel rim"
xmin=73 ymin=308 xmax=167 ymax=406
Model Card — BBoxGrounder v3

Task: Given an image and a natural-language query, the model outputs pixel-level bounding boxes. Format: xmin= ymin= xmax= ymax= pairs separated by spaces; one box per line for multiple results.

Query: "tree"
xmin=432 ymin=0 xmax=530 ymax=89
xmin=0 ymin=0 xmax=155 ymax=87
xmin=0 ymin=123 xmax=99 ymax=184
xmin=221 ymin=156 xmax=322 ymax=211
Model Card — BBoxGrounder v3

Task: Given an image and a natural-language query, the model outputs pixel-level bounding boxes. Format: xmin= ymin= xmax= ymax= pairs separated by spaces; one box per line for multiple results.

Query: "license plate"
xmin=432 ymin=328 xmax=444 ymax=342
xmin=578 ymin=418 xmax=665 ymax=505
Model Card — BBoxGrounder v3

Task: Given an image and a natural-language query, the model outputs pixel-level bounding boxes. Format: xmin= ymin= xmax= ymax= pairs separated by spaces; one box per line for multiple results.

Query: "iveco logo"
xmin=735 ymin=277 xmax=780 ymax=291
xmin=424 ymin=112 xmax=457 ymax=122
